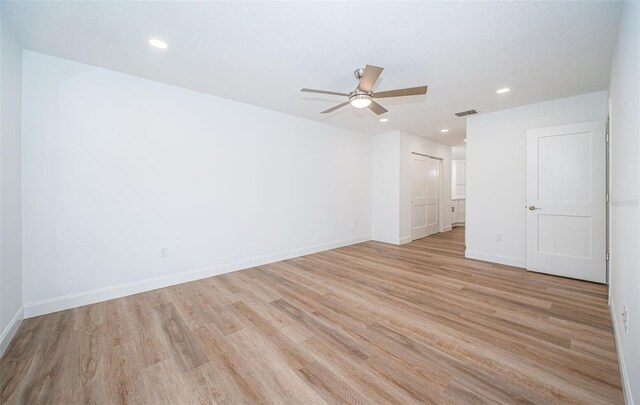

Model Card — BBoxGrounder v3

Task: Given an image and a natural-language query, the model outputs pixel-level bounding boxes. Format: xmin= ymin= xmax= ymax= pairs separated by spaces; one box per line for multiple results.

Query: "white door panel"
xmin=538 ymin=132 xmax=592 ymax=202
xmin=526 ymin=121 xmax=606 ymax=283
xmin=426 ymin=158 xmax=440 ymax=235
xmin=412 ymin=154 xmax=440 ymax=240
xmin=411 ymin=156 xmax=429 ymax=240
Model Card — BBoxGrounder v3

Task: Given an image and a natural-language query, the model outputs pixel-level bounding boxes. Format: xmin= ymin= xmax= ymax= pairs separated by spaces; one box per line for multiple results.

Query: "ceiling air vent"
xmin=455 ymin=109 xmax=479 ymax=117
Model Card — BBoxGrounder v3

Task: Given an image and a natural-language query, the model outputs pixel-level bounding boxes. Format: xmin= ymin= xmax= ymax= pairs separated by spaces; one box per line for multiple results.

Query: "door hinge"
xmin=606 ymin=253 xmax=610 ymax=261
xmin=606 ymin=132 xmax=610 ymax=142
xmin=606 ymin=193 xmax=610 ymax=203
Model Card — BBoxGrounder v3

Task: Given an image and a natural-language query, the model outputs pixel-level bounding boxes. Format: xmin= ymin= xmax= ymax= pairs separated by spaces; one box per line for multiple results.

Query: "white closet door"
xmin=411 ymin=155 xmax=429 ymax=240
xmin=426 ymin=157 xmax=440 ymax=235
xmin=412 ymin=154 xmax=440 ymax=240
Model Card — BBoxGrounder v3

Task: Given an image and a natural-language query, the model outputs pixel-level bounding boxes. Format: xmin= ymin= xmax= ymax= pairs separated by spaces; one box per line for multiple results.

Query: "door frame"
xmin=410 ymin=152 xmax=443 ymax=240
xmin=606 ymin=99 xmax=612 ymax=288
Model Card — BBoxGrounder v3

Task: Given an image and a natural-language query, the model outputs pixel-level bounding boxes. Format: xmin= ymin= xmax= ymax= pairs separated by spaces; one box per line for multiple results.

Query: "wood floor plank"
xmin=0 ymin=228 xmax=624 ymax=404
xmin=226 ymin=327 xmax=327 ymax=405
xmin=190 ymin=324 xmax=268 ymax=404
xmin=154 ymin=302 xmax=209 ymax=373
xmin=296 ymin=360 xmax=370 ymax=405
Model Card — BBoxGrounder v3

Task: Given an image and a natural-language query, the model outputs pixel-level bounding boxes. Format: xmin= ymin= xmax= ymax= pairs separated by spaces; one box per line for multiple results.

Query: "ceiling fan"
xmin=301 ymin=65 xmax=428 ymax=115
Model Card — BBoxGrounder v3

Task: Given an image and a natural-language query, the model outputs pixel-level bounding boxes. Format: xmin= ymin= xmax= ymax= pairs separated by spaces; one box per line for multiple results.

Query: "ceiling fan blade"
xmin=358 ymin=65 xmax=384 ymax=93
xmin=374 ymin=85 xmax=428 ymax=98
xmin=321 ymin=101 xmax=350 ymax=114
xmin=368 ymin=101 xmax=388 ymax=115
xmin=301 ymin=88 xmax=349 ymax=97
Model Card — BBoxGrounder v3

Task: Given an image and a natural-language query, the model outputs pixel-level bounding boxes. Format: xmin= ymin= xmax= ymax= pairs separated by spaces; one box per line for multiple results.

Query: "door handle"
xmin=528 ymin=206 xmax=542 ymax=211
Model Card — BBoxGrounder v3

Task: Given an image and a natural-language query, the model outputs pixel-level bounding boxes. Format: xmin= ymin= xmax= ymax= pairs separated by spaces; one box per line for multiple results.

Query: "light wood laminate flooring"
xmin=0 ymin=228 xmax=623 ymax=404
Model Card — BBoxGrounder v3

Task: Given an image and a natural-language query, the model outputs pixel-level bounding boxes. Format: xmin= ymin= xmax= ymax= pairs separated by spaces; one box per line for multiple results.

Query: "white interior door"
xmin=412 ymin=154 xmax=440 ymax=240
xmin=526 ymin=121 xmax=606 ymax=283
xmin=426 ymin=158 xmax=440 ymax=235
xmin=412 ymin=155 xmax=429 ymax=240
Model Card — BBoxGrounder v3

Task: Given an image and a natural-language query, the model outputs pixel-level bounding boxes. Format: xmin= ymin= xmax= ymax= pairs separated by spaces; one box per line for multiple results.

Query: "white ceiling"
xmin=4 ymin=1 xmax=622 ymax=145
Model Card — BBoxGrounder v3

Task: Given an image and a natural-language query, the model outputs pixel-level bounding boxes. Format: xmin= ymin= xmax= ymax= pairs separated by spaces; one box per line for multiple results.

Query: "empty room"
xmin=1 ymin=1 xmax=638 ymax=404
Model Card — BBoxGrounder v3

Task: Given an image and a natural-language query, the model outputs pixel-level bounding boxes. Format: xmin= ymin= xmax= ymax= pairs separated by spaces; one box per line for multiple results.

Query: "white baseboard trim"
xmin=0 ymin=306 xmax=24 ymax=358
xmin=441 ymin=226 xmax=453 ymax=232
xmin=399 ymin=236 xmax=412 ymax=245
xmin=610 ymin=302 xmax=634 ymax=405
xmin=372 ymin=235 xmax=401 ymax=245
xmin=23 ymin=235 xmax=371 ymax=318
xmin=374 ymin=233 xmax=450 ymax=245
xmin=465 ymin=250 xmax=526 ymax=268
xmin=372 ymin=235 xmax=412 ymax=245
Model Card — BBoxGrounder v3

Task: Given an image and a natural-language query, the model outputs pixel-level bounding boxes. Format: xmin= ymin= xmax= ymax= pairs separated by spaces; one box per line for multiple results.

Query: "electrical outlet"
xmin=496 ymin=233 xmax=503 ymax=242
xmin=622 ymin=305 xmax=629 ymax=334
xmin=160 ymin=247 xmax=168 ymax=257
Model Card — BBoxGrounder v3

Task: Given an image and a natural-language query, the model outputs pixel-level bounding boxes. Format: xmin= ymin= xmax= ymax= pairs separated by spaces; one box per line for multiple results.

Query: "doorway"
xmin=411 ymin=153 xmax=441 ymax=240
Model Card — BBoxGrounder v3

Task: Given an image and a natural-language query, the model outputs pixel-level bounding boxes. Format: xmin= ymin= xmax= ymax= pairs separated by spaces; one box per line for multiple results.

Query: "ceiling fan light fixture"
xmin=349 ymin=94 xmax=372 ymax=109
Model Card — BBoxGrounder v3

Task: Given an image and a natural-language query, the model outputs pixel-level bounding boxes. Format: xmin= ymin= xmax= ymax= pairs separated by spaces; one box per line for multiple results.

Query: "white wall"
xmin=451 ymin=145 xmax=466 ymax=161
xmin=371 ymin=131 xmax=401 ymax=244
xmin=21 ymin=51 xmax=372 ymax=317
xmin=0 ymin=8 xmax=24 ymax=356
xmin=466 ymin=91 xmax=608 ymax=267
xmin=399 ymin=130 xmax=452 ymax=242
xmin=608 ymin=2 xmax=640 ymax=403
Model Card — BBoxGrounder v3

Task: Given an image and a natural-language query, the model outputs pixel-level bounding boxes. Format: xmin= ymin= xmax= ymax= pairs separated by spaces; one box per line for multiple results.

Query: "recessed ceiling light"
xmin=149 ymin=38 xmax=168 ymax=49
xmin=440 ymin=129 xmax=449 ymax=133
xmin=379 ymin=118 xmax=389 ymax=123
xmin=496 ymin=87 xmax=510 ymax=94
